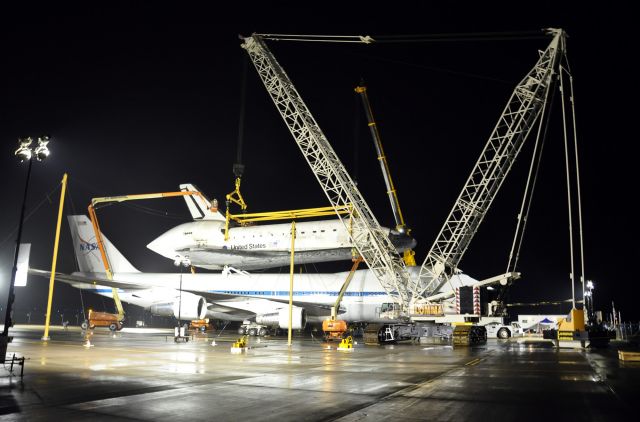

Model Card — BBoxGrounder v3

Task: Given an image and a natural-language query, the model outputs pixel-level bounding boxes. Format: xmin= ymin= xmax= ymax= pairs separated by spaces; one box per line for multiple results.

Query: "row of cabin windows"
xmin=218 ymin=228 xmax=339 ymax=238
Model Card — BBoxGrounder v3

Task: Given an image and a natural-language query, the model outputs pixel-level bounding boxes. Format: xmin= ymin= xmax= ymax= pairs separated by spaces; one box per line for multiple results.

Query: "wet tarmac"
xmin=1 ymin=325 xmax=638 ymax=421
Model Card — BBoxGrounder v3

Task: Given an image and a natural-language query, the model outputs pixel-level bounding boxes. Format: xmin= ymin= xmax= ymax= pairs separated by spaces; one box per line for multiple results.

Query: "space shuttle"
xmin=146 ymin=184 xmax=416 ymax=271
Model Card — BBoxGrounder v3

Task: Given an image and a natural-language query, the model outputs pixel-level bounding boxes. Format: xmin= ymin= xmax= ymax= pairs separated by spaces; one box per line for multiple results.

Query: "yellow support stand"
xmin=288 ymin=221 xmax=296 ymax=347
xmin=337 ymin=335 xmax=354 ymax=352
xmin=42 ymin=173 xmax=67 ymax=341
xmin=231 ymin=335 xmax=248 ymax=353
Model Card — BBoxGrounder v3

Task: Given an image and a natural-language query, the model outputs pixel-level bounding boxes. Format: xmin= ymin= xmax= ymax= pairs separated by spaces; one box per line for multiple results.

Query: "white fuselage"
xmin=71 ymin=267 xmax=478 ymax=324
xmin=147 ymin=219 xmax=408 ymax=271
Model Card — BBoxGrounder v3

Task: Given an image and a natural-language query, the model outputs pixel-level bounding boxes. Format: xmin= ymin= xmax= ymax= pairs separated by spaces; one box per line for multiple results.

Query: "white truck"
xmin=237 ymin=320 xmax=270 ymax=337
xmin=482 ymin=321 xmax=524 ymax=339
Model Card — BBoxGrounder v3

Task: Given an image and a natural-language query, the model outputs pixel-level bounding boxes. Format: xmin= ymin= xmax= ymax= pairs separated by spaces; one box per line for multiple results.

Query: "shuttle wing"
xmin=179 ymin=248 xmax=283 ymax=259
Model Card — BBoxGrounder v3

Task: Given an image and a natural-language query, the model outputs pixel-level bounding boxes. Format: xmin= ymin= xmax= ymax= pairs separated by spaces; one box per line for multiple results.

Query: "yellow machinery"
xmin=222 ymin=175 xmax=352 ymax=240
xmin=452 ymin=324 xmax=487 ymax=347
xmin=558 ymin=308 xmax=586 ymax=332
xmin=224 ymin=176 xmax=248 ymax=240
xmin=337 ymin=336 xmax=354 ymax=351
xmin=231 ymin=336 xmax=248 ymax=353
xmin=189 ymin=318 xmax=213 ymax=332
xmin=355 ymin=84 xmax=415 ymax=266
xmin=322 ymin=257 xmax=364 ymax=341
xmin=557 ymin=308 xmax=586 ymax=341
xmin=83 ymin=309 xmax=123 ymax=332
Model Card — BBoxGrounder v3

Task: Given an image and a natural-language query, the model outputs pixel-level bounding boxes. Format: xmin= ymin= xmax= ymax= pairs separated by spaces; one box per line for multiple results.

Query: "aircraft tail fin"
xmin=68 ymin=215 xmax=139 ymax=273
xmin=179 ymin=183 xmax=226 ymax=222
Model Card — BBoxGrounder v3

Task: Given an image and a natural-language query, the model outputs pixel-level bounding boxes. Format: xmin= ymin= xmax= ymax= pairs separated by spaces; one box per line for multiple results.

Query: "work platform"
xmin=1 ymin=325 xmax=637 ymax=420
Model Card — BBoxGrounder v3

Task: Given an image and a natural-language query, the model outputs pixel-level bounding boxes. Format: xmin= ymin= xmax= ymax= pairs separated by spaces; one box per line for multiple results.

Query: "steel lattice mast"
xmin=241 ymin=34 xmax=413 ymax=308
xmin=412 ymin=29 xmax=565 ymax=303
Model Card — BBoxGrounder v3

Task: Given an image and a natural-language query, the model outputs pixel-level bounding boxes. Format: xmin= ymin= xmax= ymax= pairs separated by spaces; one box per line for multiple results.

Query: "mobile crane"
xmin=355 ymin=83 xmax=416 ymax=266
xmin=241 ymin=29 xmax=567 ymax=343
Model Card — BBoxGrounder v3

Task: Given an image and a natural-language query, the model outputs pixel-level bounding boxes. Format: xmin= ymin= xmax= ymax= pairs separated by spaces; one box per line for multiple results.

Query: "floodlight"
xmin=14 ymin=137 xmax=33 ymax=161
xmin=35 ymin=136 xmax=50 ymax=161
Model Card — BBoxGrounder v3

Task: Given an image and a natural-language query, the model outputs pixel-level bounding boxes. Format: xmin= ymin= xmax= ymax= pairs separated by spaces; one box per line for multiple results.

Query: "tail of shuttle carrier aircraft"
xmin=68 ymin=215 xmax=139 ymax=274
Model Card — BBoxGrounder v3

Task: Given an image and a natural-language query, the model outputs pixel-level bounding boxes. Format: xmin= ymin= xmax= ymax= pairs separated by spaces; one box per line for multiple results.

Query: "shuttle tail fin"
xmin=179 ymin=183 xmax=226 ymax=222
xmin=68 ymin=215 xmax=139 ymax=273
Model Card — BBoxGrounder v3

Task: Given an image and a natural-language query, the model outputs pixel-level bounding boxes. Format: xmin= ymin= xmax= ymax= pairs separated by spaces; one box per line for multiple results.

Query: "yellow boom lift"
xmin=322 ymin=256 xmax=364 ymax=340
xmin=87 ymin=190 xmax=214 ymax=327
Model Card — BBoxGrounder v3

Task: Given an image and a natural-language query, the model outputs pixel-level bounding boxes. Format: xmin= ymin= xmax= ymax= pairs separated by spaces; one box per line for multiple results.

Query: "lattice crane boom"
xmin=411 ymin=29 xmax=566 ymax=304
xmin=241 ymin=34 xmax=413 ymax=309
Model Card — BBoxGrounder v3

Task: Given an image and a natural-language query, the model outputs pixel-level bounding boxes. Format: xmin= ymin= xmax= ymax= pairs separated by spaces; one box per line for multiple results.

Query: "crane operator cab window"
xmin=379 ymin=302 xmax=402 ymax=319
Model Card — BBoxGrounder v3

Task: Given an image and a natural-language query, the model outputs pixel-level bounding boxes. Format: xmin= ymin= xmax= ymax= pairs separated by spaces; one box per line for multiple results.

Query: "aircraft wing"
xmin=28 ymin=268 xmax=146 ymax=290
xmin=28 ymin=268 xmax=335 ymax=317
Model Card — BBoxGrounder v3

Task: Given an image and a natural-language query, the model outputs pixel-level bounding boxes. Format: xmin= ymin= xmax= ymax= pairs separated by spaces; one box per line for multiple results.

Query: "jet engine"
xmin=256 ymin=307 xmax=307 ymax=330
xmin=149 ymin=292 xmax=207 ymax=320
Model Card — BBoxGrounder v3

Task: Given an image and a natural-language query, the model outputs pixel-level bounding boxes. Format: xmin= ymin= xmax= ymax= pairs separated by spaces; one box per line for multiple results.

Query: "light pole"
xmin=1 ymin=136 xmax=50 ymax=359
xmin=584 ymin=280 xmax=595 ymax=325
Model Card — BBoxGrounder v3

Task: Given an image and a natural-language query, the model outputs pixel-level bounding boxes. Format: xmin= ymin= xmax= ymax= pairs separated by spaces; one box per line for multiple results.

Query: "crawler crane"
xmin=241 ymin=29 xmax=568 ymax=342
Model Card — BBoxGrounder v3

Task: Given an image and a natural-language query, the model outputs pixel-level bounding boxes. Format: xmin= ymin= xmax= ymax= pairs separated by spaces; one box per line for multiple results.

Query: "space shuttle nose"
xmin=388 ymin=230 xmax=417 ymax=252
xmin=147 ymin=230 xmax=176 ymax=258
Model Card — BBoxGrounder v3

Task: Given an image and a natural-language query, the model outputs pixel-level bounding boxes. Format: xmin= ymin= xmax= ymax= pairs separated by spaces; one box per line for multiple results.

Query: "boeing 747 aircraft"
xmin=27 ymin=215 xmax=475 ymax=330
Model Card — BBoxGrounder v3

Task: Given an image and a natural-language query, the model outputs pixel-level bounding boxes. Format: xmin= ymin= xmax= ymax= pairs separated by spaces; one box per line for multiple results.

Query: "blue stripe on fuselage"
xmin=94 ymin=288 xmax=386 ymax=297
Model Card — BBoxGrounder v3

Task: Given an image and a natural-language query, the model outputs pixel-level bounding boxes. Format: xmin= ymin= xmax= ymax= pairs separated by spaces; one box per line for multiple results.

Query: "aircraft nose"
xmin=388 ymin=230 xmax=417 ymax=252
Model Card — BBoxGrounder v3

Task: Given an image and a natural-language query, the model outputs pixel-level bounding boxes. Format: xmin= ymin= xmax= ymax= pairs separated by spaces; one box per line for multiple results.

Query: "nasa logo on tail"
xmin=78 ymin=235 xmax=99 ymax=252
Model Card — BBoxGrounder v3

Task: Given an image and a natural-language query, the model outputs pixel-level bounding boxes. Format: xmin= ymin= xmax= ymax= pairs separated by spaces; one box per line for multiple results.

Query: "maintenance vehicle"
xmin=238 ymin=320 xmax=270 ymax=337
xmin=81 ymin=309 xmax=123 ymax=332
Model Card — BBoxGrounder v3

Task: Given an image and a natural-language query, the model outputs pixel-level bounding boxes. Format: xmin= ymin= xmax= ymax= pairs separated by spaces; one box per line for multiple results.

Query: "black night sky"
xmin=1 ymin=3 xmax=637 ymax=324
